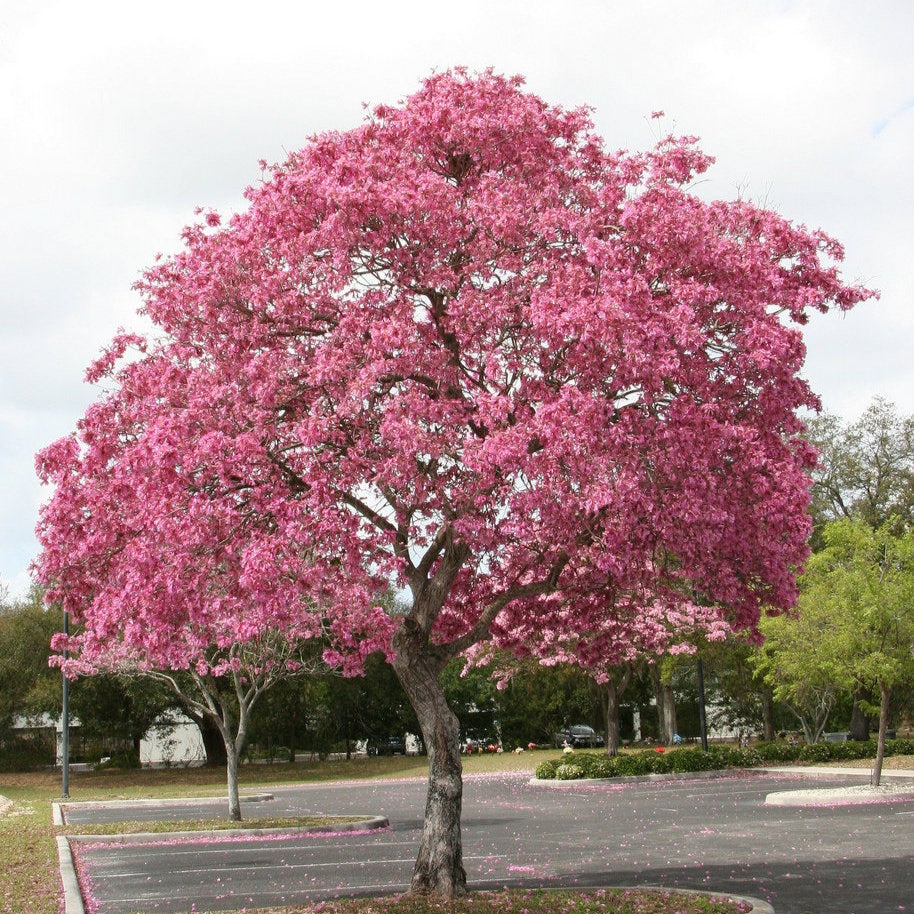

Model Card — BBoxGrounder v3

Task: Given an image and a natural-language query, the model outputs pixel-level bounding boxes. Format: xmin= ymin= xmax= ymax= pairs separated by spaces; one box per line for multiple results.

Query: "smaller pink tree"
xmin=35 ymin=352 xmax=335 ymax=819
xmin=509 ymin=588 xmax=731 ymax=752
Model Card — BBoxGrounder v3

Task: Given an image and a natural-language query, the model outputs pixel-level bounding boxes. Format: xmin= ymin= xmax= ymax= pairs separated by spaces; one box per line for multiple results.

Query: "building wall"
xmin=139 ymin=712 xmax=206 ymax=766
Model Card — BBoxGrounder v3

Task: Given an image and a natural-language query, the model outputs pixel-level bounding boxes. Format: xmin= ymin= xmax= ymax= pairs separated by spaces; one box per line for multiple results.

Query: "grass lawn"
xmin=7 ymin=747 xmax=909 ymax=914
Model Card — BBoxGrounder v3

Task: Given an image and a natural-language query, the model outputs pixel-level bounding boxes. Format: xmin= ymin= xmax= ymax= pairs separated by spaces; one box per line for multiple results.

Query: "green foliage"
xmin=555 ymin=763 xmax=585 ymax=780
xmin=753 ymin=740 xmax=802 ymax=762
xmin=70 ymin=673 xmax=176 ymax=750
xmin=798 ymin=741 xmax=841 ymax=763
xmin=533 ymin=738 xmax=914 ymax=780
xmin=440 ymin=657 xmax=499 ymax=739
xmin=0 ymin=587 xmax=63 ymax=732
xmin=806 ymin=398 xmax=914 ymax=541
xmin=245 ymin=650 xmax=421 ymax=760
xmin=663 ymin=747 xmax=722 ymax=772
xmin=888 ymin=738 xmax=914 ymax=756
xmin=0 ymin=734 xmax=54 ymax=772
xmin=492 ymin=658 xmax=602 ymax=746
xmin=611 ymin=752 xmax=656 ymax=776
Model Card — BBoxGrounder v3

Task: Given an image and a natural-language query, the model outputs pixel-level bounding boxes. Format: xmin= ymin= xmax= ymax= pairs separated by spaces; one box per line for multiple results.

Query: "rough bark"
xmin=391 ymin=623 xmax=466 ymax=898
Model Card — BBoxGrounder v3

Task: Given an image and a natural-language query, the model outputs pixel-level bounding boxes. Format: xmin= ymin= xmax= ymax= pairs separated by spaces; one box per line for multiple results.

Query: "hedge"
xmin=533 ymin=738 xmax=914 ymax=780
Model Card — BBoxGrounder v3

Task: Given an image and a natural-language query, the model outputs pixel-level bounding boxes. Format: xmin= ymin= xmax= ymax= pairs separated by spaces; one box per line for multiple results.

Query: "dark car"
xmin=366 ymin=736 xmax=406 ymax=756
xmin=554 ymin=725 xmax=604 ymax=748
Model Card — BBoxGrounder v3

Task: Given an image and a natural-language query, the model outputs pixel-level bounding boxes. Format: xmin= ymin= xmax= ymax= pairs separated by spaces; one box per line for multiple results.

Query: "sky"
xmin=1 ymin=0 xmax=912 ymax=598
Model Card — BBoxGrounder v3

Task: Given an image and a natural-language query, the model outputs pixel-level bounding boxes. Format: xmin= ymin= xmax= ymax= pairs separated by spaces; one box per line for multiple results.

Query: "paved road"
xmin=67 ymin=771 xmax=914 ymax=914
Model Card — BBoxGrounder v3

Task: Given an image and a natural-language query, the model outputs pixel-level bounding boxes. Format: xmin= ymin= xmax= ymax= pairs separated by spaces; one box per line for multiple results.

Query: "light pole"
xmin=696 ymin=655 xmax=708 ymax=753
xmin=61 ymin=610 xmax=70 ymax=798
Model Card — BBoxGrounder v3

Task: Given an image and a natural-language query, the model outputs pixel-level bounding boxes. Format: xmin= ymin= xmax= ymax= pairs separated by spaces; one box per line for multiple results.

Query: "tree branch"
xmin=441 ymin=551 xmax=570 ymax=659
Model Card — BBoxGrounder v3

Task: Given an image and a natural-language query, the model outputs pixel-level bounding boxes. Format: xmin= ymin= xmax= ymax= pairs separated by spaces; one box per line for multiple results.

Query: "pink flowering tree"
xmin=35 ymin=363 xmax=330 ymax=819
xmin=516 ymin=589 xmax=732 ymax=752
xmin=36 ymin=70 xmax=872 ymax=896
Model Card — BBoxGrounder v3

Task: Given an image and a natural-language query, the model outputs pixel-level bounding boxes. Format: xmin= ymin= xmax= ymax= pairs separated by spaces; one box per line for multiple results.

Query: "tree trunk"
xmin=761 ymin=689 xmax=776 ymax=743
xmin=849 ymin=691 xmax=871 ymax=741
xmin=661 ymin=683 xmax=677 ymax=745
xmin=391 ymin=626 xmax=466 ymax=898
xmin=604 ymin=680 xmax=621 ymax=757
xmin=872 ymin=684 xmax=891 ymax=788
xmin=602 ymin=667 xmax=630 ymax=757
xmin=225 ymin=743 xmax=242 ymax=821
xmin=650 ymin=665 xmax=677 ymax=745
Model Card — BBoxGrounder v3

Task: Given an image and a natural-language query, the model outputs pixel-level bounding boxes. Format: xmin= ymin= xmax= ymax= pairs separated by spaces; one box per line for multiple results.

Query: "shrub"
xmin=0 ymin=740 xmax=53 ymax=772
xmin=887 ymin=738 xmax=914 ymax=756
xmin=534 ymin=734 xmax=909 ymax=783
xmin=535 ymin=759 xmax=559 ymax=780
xmin=827 ymin=740 xmax=874 ymax=761
xmin=555 ymin=763 xmax=584 ymax=780
xmin=613 ymin=752 xmax=655 ymax=776
xmin=753 ymin=741 xmax=799 ymax=763
xmin=587 ymin=756 xmax=619 ymax=778
xmin=569 ymin=752 xmax=610 ymax=778
xmin=799 ymin=742 xmax=834 ymax=763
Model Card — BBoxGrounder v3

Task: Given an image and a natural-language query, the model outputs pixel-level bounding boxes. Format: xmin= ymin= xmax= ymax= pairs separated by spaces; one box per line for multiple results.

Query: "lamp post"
xmin=61 ymin=610 xmax=70 ymax=798
xmin=696 ymin=655 xmax=708 ymax=753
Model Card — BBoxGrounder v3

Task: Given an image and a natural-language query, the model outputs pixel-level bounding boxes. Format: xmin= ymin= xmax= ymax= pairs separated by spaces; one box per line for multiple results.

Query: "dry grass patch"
xmin=199 ymin=888 xmax=751 ymax=914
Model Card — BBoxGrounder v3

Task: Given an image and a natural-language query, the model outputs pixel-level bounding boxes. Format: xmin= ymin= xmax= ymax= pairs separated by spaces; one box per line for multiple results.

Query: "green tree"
xmin=440 ymin=658 xmax=498 ymax=745
xmin=752 ymin=600 xmax=846 ymax=745
xmin=493 ymin=659 xmax=601 ymax=748
xmin=1 ymin=586 xmax=198 ymax=769
xmin=807 ymin=398 xmax=914 ymax=539
xmin=801 ymin=519 xmax=914 ymax=784
xmin=0 ymin=587 xmax=63 ymax=764
xmin=679 ymin=634 xmax=780 ymax=742
xmin=806 ymin=398 xmax=914 ymax=739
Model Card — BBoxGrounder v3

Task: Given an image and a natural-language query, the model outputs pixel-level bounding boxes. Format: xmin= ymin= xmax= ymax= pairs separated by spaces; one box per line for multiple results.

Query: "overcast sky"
xmin=2 ymin=0 xmax=912 ymax=597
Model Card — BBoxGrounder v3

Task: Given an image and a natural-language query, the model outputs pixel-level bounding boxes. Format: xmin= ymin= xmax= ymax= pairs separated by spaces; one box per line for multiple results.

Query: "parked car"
xmin=366 ymin=736 xmax=406 ymax=756
xmin=554 ymin=725 xmax=604 ymax=748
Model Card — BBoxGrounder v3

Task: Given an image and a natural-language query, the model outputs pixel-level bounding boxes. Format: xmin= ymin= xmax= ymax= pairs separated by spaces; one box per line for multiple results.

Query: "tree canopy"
xmin=35 ymin=70 xmax=872 ymax=896
xmin=807 ymin=398 xmax=914 ymax=538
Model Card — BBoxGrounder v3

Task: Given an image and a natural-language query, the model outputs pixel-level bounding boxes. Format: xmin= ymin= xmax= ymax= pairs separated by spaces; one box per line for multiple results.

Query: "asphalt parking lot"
xmin=62 ymin=770 xmax=914 ymax=914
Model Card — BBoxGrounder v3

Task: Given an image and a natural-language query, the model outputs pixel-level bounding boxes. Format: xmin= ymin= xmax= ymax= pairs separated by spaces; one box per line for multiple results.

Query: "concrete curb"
xmin=63 ymin=814 xmax=390 ymax=844
xmin=57 ymin=814 xmax=389 ymax=914
xmin=766 ymin=784 xmax=914 ymax=806
xmin=757 ymin=765 xmax=914 ymax=780
xmin=609 ymin=885 xmax=772 ymax=914
xmin=56 ymin=835 xmax=85 ymax=914
xmin=472 ymin=885 xmax=773 ymax=914
xmin=633 ymin=885 xmax=773 ymax=913
xmin=53 ymin=792 xmax=274 ymax=825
